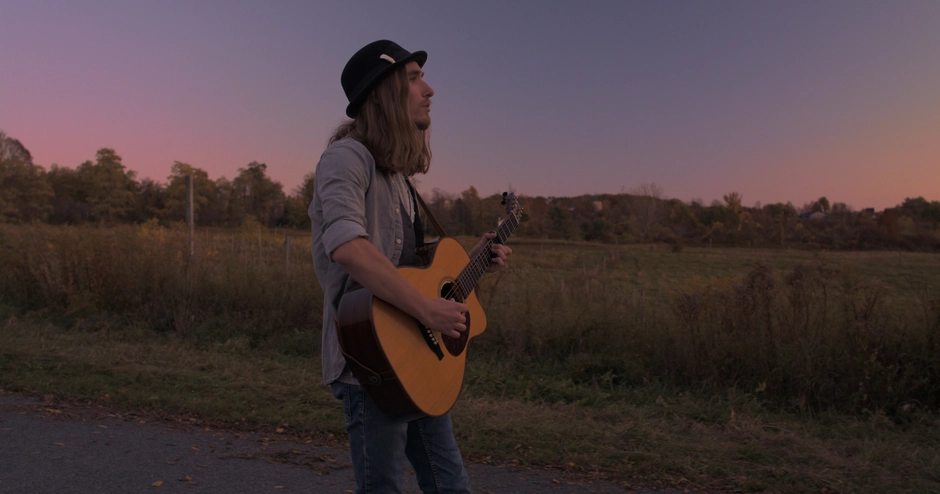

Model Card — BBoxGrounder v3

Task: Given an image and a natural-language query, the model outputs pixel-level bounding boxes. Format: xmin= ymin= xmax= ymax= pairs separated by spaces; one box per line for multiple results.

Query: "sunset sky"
xmin=3 ymin=1 xmax=938 ymax=211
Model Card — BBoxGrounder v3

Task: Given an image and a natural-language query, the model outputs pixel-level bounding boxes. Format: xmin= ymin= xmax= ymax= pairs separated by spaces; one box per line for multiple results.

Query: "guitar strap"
xmin=406 ymin=178 xmax=448 ymax=238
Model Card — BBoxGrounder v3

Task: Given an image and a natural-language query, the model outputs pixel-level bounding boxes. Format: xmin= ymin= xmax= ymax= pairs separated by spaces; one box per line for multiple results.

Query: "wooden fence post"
xmin=284 ymin=233 xmax=291 ymax=279
xmin=186 ymin=175 xmax=194 ymax=259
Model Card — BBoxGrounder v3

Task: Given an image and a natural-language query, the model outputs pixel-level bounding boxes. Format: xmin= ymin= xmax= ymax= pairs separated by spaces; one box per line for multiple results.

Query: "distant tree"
xmin=213 ymin=177 xmax=241 ymax=226
xmin=666 ymin=199 xmax=702 ymax=239
xmin=0 ymin=130 xmax=33 ymax=163
xmin=133 ymin=178 xmax=167 ymax=222
xmin=630 ymin=183 xmax=665 ymax=240
xmin=762 ymin=202 xmax=798 ymax=220
xmin=723 ymin=191 xmax=743 ymax=213
xmin=830 ymin=202 xmax=853 ymax=216
xmin=581 ymin=216 xmax=613 ymax=242
xmin=47 ymin=165 xmax=89 ymax=223
xmin=547 ymin=203 xmax=576 ymax=240
xmin=232 ymin=161 xmax=286 ymax=227
xmin=277 ymin=171 xmax=316 ymax=229
xmin=898 ymin=197 xmax=940 ymax=227
xmin=451 ymin=197 xmax=474 ymax=236
xmin=424 ymin=188 xmax=457 ymax=237
xmin=76 ymin=148 xmax=138 ymax=223
xmin=279 ymin=196 xmax=309 ymax=229
xmin=165 ymin=161 xmax=219 ymax=225
xmin=698 ymin=200 xmax=733 ymax=230
xmin=759 ymin=202 xmax=798 ymax=246
xmin=519 ymin=195 xmax=550 ymax=238
xmin=458 ymin=186 xmax=484 ymax=235
xmin=294 ymin=171 xmax=316 ymax=204
xmin=0 ymin=131 xmax=54 ymax=223
xmin=722 ymin=191 xmax=744 ymax=230
xmin=799 ymin=196 xmax=831 ymax=215
xmin=878 ymin=208 xmax=901 ymax=241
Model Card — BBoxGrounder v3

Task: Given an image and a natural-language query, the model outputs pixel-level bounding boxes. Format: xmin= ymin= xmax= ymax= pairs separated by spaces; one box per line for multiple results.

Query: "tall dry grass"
xmin=2 ymin=225 xmax=938 ymax=415
xmin=476 ymin=242 xmax=940 ymax=415
xmin=667 ymin=260 xmax=940 ymax=413
xmin=0 ymin=222 xmax=321 ymax=353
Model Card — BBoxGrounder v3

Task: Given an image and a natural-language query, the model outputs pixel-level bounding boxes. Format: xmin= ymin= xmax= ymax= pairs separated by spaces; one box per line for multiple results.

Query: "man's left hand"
xmin=472 ymin=231 xmax=512 ymax=273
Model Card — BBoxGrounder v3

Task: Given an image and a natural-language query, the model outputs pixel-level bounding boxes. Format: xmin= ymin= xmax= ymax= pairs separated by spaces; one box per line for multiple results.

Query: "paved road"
xmin=0 ymin=393 xmax=689 ymax=494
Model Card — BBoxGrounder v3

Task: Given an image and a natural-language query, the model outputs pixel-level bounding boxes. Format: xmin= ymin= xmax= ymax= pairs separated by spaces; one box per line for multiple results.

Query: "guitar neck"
xmin=454 ymin=211 xmax=519 ymax=297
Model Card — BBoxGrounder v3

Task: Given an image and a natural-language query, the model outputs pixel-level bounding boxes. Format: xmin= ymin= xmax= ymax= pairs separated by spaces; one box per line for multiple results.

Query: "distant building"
xmin=799 ymin=211 xmax=827 ymax=220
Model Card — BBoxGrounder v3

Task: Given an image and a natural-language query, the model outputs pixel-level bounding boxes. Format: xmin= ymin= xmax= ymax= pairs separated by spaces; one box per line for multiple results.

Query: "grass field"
xmin=1 ymin=224 xmax=939 ymax=492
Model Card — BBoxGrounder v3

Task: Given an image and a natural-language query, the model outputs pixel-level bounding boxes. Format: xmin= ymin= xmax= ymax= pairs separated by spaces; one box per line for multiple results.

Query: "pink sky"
xmin=3 ymin=1 xmax=938 ymax=210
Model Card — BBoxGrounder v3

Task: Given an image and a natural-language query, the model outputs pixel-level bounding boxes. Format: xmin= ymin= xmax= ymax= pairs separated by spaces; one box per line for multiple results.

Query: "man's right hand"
xmin=333 ymin=238 xmax=470 ymax=339
xmin=420 ymin=297 xmax=469 ymax=338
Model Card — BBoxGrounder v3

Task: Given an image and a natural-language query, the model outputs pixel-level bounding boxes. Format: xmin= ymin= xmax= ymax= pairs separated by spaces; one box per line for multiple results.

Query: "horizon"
xmin=3 ymin=1 xmax=938 ymax=211
xmin=9 ymin=140 xmax=927 ymax=213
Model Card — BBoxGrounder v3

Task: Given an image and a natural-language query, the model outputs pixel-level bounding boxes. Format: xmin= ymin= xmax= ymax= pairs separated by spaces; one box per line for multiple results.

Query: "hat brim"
xmin=345 ymin=50 xmax=427 ymax=118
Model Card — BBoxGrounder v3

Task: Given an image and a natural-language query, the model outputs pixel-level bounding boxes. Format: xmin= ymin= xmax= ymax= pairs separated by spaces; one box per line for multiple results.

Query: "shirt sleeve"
xmin=315 ymin=140 xmax=373 ymax=259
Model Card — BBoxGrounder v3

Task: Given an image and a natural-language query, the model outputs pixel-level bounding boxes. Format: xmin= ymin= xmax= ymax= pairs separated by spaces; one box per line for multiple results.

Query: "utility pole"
xmin=186 ymin=175 xmax=194 ymax=259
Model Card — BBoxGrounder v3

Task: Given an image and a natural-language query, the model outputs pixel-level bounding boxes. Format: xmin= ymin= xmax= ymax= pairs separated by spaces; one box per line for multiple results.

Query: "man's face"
xmin=405 ymin=61 xmax=434 ymax=130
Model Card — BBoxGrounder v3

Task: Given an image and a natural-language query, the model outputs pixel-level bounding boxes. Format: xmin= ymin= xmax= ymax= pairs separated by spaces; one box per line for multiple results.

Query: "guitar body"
xmin=336 ymin=237 xmax=487 ymax=418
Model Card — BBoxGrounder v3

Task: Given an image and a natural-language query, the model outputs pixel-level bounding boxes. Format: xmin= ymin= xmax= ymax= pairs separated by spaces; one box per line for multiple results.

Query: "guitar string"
xmin=440 ymin=209 xmax=519 ymax=303
xmin=450 ymin=211 xmax=517 ymax=299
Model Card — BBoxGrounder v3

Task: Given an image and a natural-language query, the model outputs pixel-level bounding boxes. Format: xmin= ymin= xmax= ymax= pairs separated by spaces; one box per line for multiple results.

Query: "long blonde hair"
xmin=330 ymin=67 xmax=431 ymax=176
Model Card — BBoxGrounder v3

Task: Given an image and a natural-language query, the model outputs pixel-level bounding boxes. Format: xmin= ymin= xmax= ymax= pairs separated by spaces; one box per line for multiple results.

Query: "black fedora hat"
xmin=341 ymin=40 xmax=427 ymax=118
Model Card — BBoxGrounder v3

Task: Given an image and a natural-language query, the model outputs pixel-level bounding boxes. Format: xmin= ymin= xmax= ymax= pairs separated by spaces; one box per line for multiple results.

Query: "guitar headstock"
xmin=501 ymin=192 xmax=523 ymax=220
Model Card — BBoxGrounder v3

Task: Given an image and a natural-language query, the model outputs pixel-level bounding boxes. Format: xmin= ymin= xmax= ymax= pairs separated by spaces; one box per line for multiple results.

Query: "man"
xmin=308 ymin=40 xmax=511 ymax=493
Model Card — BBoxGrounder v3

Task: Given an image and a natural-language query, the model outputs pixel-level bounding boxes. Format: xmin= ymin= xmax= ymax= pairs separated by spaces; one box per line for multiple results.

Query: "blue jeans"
xmin=330 ymin=382 xmax=470 ymax=494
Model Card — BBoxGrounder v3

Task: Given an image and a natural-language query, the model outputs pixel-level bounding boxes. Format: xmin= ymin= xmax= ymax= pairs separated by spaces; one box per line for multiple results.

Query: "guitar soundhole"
xmin=440 ymin=281 xmax=469 ymax=357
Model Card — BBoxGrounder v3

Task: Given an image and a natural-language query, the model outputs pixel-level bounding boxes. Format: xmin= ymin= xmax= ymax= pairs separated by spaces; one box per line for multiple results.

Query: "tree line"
xmin=0 ymin=130 xmax=312 ymax=228
xmin=2 ymin=130 xmax=939 ymax=250
xmin=422 ymin=185 xmax=940 ymax=251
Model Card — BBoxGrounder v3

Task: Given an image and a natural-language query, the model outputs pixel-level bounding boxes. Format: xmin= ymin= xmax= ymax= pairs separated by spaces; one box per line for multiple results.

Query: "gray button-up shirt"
xmin=308 ymin=138 xmax=415 ymax=384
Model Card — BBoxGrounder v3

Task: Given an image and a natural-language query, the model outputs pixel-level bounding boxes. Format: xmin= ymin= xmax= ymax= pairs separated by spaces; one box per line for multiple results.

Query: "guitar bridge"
xmin=418 ymin=322 xmax=445 ymax=360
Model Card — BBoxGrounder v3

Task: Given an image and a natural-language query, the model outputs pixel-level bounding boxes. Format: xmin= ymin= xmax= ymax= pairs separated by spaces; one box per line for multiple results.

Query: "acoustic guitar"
xmin=336 ymin=193 xmax=522 ymax=417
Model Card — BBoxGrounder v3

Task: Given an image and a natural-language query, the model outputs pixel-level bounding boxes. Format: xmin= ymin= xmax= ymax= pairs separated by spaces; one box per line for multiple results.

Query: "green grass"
xmin=0 ymin=312 xmax=337 ymax=432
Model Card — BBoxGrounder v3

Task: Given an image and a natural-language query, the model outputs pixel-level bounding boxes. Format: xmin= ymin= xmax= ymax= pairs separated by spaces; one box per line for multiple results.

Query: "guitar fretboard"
xmin=453 ymin=209 xmax=519 ymax=299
